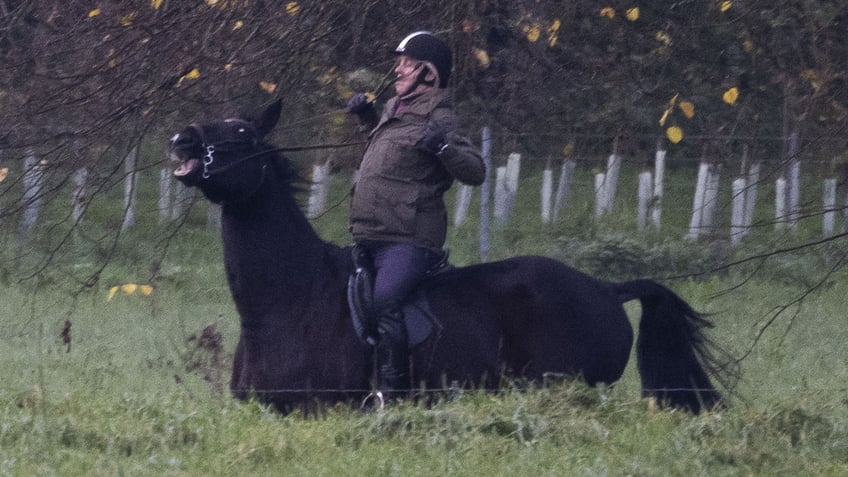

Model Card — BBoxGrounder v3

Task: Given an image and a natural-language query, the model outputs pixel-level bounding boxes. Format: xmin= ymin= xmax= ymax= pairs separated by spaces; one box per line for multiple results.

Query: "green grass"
xmin=1 ymin=156 xmax=847 ymax=475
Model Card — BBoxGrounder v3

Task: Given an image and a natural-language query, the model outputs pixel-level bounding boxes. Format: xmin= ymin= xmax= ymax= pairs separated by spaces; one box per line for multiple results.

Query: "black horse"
xmin=169 ymin=101 xmax=731 ymax=413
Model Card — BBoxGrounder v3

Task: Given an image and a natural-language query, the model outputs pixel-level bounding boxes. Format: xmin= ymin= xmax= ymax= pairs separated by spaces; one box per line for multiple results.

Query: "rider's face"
xmin=394 ymin=55 xmax=423 ymax=97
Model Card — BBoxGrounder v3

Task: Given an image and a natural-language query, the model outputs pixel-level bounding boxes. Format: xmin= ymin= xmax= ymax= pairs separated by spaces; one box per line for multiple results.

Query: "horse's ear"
xmin=254 ymin=99 xmax=282 ymax=138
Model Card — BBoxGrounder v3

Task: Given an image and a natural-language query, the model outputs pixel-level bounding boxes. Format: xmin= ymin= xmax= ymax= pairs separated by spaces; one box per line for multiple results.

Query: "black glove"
xmin=415 ymin=121 xmax=447 ymax=155
xmin=347 ymin=93 xmax=378 ymax=128
xmin=347 ymin=93 xmax=373 ymax=114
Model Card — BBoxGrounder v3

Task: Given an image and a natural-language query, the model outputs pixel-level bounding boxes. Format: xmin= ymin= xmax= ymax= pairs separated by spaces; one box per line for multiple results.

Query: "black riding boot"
xmin=375 ymin=310 xmax=409 ymax=401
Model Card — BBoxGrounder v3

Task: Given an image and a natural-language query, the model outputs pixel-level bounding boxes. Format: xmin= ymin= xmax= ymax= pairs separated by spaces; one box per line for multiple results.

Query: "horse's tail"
xmin=615 ymin=279 xmax=734 ymax=413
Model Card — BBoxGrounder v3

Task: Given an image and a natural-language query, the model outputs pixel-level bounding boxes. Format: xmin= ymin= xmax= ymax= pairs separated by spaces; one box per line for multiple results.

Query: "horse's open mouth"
xmin=173 ymin=158 xmax=201 ymax=177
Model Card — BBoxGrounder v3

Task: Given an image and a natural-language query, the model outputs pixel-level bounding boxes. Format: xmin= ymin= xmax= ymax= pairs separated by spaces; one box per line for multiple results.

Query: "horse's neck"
xmin=220 ymin=185 xmax=326 ymax=295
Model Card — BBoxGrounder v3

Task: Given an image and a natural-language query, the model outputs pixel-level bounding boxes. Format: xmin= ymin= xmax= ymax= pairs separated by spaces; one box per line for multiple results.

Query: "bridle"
xmin=187 ymin=122 xmax=270 ymax=179
xmin=185 ymin=121 xmax=273 ymax=202
xmin=175 ymin=120 xmax=367 ymax=203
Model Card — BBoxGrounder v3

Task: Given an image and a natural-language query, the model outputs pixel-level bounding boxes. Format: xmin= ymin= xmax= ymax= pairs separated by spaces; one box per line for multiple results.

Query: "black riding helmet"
xmin=394 ymin=31 xmax=452 ymax=88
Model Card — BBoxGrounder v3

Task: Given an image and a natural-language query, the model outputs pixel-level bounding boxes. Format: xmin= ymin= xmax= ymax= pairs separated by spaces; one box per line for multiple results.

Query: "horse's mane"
xmin=261 ymin=142 xmax=309 ymax=198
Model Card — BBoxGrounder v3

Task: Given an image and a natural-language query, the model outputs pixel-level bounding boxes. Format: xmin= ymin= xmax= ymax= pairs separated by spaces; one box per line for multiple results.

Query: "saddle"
xmin=346 ymin=245 xmax=449 ymax=347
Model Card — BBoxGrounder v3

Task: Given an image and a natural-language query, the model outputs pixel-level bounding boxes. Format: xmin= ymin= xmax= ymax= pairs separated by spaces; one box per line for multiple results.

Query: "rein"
xmin=198 ymin=140 xmax=367 ymax=180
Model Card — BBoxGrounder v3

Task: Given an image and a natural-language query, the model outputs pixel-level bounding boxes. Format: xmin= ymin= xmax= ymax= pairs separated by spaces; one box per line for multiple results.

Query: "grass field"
xmin=1 ymin=158 xmax=847 ymax=476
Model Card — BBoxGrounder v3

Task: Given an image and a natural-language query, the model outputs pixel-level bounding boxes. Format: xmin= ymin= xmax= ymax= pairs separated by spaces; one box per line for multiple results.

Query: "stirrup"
xmin=361 ymin=390 xmax=385 ymax=411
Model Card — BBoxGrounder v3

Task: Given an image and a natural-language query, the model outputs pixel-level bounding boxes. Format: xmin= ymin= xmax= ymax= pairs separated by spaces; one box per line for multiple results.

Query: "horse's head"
xmin=169 ymin=100 xmax=282 ymax=204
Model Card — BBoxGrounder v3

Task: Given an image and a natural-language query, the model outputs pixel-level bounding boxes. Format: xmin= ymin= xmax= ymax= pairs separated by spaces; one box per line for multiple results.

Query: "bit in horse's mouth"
xmin=173 ymin=158 xmax=201 ymax=177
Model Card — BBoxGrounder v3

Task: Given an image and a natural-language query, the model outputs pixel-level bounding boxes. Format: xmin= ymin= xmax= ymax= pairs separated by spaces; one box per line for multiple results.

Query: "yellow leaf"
xmin=666 ymin=126 xmax=683 ymax=144
xmin=88 ymin=9 xmax=101 ymax=18
xmin=121 ymin=284 xmax=138 ymax=295
xmin=658 ymin=108 xmax=671 ymax=127
xmin=259 ymin=81 xmax=277 ymax=94
xmin=107 ymin=286 xmax=119 ymax=301
xmin=233 ymin=20 xmax=244 ymax=30
xmin=668 ymin=93 xmax=679 ymax=107
xmin=151 ymin=0 xmax=164 ymax=10
xmin=525 ymin=24 xmax=541 ymax=43
xmin=224 ymin=63 xmax=233 ymax=72
xmin=742 ymin=38 xmax=753 ymax=53
xmin=120 ymin=13 xmax=135 ymax=27
xmin=139 ymin=285 xmax=154 ymax=296
xmin=0 ymin=167 xmax=7 ymax=182
xmin=285 ymin=2 xmax=300 ymax=16
xmin=183 ymin=68 xmax=201 ymax=80
xmin=626 ymin=7 xmax=640 ymax=21
xmin=473 ymin=47 xmax=490 ymax=67
xmin=720 ymin=1 xmax=732 ymax=13
xmin=679 ymin=101 xmax=695 ymax=119
xmin=548 ymin=19 xmax=561 ymax=47
xmin=562 ymin=144 xmax=574 ymax=157
xmin=723 ymin=87 xmax=739 ymax=105
xmin=600 ymin=7 xmax=616 ymax=19
xmin=655 ymin=31 xmax=671 ymax=46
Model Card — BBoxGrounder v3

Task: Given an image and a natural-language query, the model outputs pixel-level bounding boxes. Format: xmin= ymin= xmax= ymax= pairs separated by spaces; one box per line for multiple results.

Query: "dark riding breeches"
xmin=361 ymin=241 xmax=430 ymax=314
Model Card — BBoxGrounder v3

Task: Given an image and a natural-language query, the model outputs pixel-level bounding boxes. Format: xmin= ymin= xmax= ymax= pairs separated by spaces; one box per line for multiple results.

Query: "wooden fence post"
xmin=651 ymin=145 xmax=666 ymax=230
xmin=595 ymin=137 xmax=621 ymax=219
xmin=494 ymin=166 xmax=508 ymax=225
xmin=703 ymin=163 xmax=721 ymax=233
xmin=687 ymin=159 xmax=720 ymax=240
xmin=454 ymin=184 xmax=473 ymax=227
xmin=121 ymin=146 xmax=139 ymax=232
xmin=822 ymin=178 xmax=837 ymax=237
xmin=494 ymin=152 xmax=521 ymax=226
xmin=552 ymin=155 xmax=575 ymax=223
xmin=687 ymin=162 xmax=709 ymax=240
xmin=307 ymin=161 xmax=330 ymax=219
xmin=72 ymin=167 xmax=88 ymax=224
xmin=843 ymin=183 xmax=848 ymax=235
xmin=637 ymin=171 xmax=653 ymax=231
xmin=159 ymin=167 xmax=173 ymax=224
xmin=18 ymin=151 xmax=43 ymax=253
xmin=743 ymin=162 xmax=761 ymax=235
xmin=730 ymin=178 xmax=746 ymax=246
xmin=775 ymin=177 xmax=787 ymax=230
xmin=172 ymin=178 xmax=193 ymax=220
xmin=594 ymin=173 xmax=607 ymax=219
xmin=479 ymin=127 xmax=491 ymax=262
xmin=786 ymin=130 xmax=801 ymax=230
xmin=603 ymin=150 xmax=621 ymax=214
xmin=540 ymin=157 xmax=553 ymax=224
